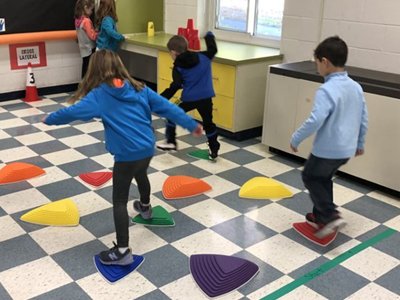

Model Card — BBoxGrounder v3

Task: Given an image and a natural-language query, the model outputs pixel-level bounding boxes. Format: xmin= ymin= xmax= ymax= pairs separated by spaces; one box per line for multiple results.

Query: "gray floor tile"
xmin=214 ymin=189 xmax=271 ymax=214
xmin=0 ymin=181 xmax=33 ymax=196
xmin=46 ymin=127 xmax=84 ymax=139
xmin=333 ymin=177 xmax=374 ymax=194
xmin=28 ymin=140 xmax=69 ymax=155
xmin=0 ymin=138 xmax=23 ymax=150
xmin=37 ymin=178 xmax=90 ymax=200
xmin=37 ymin=104 xmax=66 ymax=113
xmin=0 ymin=112 xmax=16 ymax=121
xmin=2 ymin=102 xmax=31 ymax=111
xmin=220 ymin=137 xmax=260 ymax=148
xmin=75 ymin=143 xmax=109 ymax=157
xmin=4 ymin=125 xmax=41 ymax=136
xmin=16 ymin=156 xmax=53 ymax=169
xmin=273 ymin=169 xmax=305 ymax=190
xmin=0 ymin=235 xmax=47 ymax=272
xmin=211 ymin=215 xmax=277 ymax=248
xmin=57 ymin=159 xmax=106 ymax=177
xmin=269 ymin=154 xmax=304 ymax=169
xmin=138 ymin=245 xmax=190 ymax=287
xmin=220 ymin=149 xmax=265 ymax=165
xmin=343 ymin=196 xmax=400 ymax=223
xmin=375 ymin=266 xmax=400 ymax=295
xmin=21 ymin=113 xmax=47 ymax=124
xmin=79 ymin=208 xmax=118 ymax=239
xmin=278 ymin=191 xmax=313 ymax=216
xmin=216 ymin=166 xmax=264 ymax=186
xmin=88 ymin=130 xmax=105 ymax=141
xmin=29 ymin=282 xmax=91 ymax=300
xmin=177 ymin=134 xmax=207 ymax=147
xmin=290 ymin=257 xmax=370 ymax=300
xmin=148 ymin=210 xmax=206 ymax=243
xmin=52 ymin=240 xmax=104 ymax=280
xmin=235 ymin=251 xmax=284 ymax=295
xmin=163 ymin=163 xmax=212 ymax=178
xmin=135 ymin=289 xmax=170 ymax=300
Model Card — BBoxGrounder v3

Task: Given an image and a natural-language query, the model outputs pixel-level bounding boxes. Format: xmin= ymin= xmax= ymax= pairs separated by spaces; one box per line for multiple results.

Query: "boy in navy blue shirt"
xmin=290 ymin=36 xmax=368 ymax=238
xmin=157 ymin=32 xmax=220 ymax=160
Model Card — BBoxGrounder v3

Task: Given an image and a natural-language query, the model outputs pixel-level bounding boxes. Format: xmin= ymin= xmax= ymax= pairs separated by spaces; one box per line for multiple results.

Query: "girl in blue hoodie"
xmin=95 ymin=0 xmax=124 ymax=51
xmin=43 ymin=50 xmax=202 ymax=265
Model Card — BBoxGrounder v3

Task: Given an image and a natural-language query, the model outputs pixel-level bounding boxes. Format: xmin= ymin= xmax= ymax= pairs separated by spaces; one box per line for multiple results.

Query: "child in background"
xmin=43 ymin=50 xmax=202 ymax=265
xmin=95 ymin=0 xmax=125 ymax=52
xmin=290 ymin=36 xmax=368 ymax=238
xmin=74 ymin=0 xmax=98 ymax=78
xmin=156 ymin=32 xmax=221 ymax=160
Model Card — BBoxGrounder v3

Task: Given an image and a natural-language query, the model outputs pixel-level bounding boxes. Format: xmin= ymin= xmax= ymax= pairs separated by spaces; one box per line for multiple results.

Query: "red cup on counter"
xmin=187 ymin=18 xmax=194 ymax=29
xmin=177 ymin=27 xmax=185 ymax=36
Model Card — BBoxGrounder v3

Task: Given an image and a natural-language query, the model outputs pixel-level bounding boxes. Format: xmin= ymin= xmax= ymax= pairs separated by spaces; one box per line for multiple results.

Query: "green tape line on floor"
xmin=261 ymin=228 xmax=397 ymax=300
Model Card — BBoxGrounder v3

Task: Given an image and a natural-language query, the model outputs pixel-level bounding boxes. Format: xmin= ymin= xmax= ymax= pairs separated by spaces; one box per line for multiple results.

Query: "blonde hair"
xmin=95 ymin=0 xmax=118 ymax=28
xmin=69 ymin=49 xmax=144 ymax=104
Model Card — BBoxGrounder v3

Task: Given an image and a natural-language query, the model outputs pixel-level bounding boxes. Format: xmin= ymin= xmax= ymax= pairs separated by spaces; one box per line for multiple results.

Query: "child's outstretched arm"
xmin=146 ymin=87 xmax=199 ymax=133
xmin=202 ymin=31 xmax=217 ymax=59
xmin=160 ymin=67 xmax=183 ymax=100
xmin=43 ymin=92 xmax=100 ymax=125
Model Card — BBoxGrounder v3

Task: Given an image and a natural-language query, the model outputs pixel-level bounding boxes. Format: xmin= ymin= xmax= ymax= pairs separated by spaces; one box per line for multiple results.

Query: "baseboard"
xmin=0 ymin=83 xmax=79 ymax=102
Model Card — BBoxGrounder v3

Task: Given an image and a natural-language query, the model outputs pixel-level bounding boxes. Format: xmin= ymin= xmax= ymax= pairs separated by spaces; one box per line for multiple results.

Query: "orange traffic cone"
xmin=23 ymin=62 xmax=41 ymax=102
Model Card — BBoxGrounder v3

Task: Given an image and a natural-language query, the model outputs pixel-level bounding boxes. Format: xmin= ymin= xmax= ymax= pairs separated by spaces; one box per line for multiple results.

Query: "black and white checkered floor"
xmin=0 ymin=93 xmax=399 ymax=300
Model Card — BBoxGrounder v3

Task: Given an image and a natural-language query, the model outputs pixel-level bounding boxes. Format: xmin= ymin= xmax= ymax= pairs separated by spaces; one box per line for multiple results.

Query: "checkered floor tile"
xmin=0 ymin=94 xmax=399 ymax=300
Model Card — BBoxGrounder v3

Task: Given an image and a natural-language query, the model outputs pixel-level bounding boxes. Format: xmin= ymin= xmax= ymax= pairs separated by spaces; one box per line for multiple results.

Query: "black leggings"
xmin=166 ymin=98 xmax=218 ymax=147
xmin=112 ymin=157 xmax=152 ymax=247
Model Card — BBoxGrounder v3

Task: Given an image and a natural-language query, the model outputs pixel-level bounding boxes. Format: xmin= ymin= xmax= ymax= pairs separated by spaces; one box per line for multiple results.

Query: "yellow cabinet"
xmin=212 ymin=63 xmax=236 ymax=98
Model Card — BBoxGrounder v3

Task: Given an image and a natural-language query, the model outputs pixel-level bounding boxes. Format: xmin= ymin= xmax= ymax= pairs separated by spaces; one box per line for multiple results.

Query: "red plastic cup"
xmin=187 ymin=18 xmax=194 ymax=29
xmin=177 ymin=27 xmax=185 ymax=36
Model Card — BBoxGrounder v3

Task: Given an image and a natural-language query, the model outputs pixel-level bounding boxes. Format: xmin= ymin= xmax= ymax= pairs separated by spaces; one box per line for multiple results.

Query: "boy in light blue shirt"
xmin=290 ymin=36 xmax=368 ymax=238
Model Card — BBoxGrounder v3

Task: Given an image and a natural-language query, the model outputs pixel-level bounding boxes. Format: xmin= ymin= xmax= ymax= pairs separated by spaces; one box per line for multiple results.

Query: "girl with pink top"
xmin=74 ymin=0 xmax=98 ymax=78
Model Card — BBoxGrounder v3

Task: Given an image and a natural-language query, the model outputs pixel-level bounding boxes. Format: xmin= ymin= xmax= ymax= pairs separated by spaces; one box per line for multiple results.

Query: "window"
xmin=213 ymin=0 xmax=284 ymax=47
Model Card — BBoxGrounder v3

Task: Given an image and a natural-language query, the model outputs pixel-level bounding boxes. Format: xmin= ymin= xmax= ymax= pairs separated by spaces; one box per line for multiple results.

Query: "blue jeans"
xmin=302 ymin=154 xmax=349 ymax=224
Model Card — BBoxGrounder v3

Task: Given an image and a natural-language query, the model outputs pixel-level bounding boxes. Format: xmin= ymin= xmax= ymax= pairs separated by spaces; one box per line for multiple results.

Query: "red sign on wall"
xmin=9 ymin=42 xmax=47 ymax=70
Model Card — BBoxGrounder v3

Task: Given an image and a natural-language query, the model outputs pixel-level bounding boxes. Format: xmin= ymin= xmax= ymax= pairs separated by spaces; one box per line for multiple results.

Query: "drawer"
xmin=157 ymin=77 xmax=182 ymax=104
xmin=158 ymin=51 xmax=174 ymax=80
xmin=212 ymin=63 xmax=236 ymax=98
xmin=189 ymin=94 xmax=234 ymax=130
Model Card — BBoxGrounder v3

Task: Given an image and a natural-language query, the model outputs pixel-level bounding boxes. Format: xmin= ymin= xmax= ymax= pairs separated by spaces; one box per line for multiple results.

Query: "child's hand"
xmin=192 ymin=124 xmax=203 ymax=137
xmin=355 ymin=148 xmax=364 ymax=156
xmin=41 ymin=115 xmax=47 ymax=123
xmin=290 ymin=143 xmax=298 ymax=152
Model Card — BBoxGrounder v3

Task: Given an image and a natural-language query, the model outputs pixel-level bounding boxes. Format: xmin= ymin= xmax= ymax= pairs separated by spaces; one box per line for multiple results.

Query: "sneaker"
xmin=305 ymin=213 xmax=322 ymax=229
xmin=156 ymin=141 xmax=177 ymax=151
xmin=207 ymin=141 xmax=220 ymax=161
xmin=133 ymin=200 xmax=153 ymax=219
xmin=99 ymin=242 xmax=133 ymax=265
xmin=315 ymin=216 xmax=346 ymax=238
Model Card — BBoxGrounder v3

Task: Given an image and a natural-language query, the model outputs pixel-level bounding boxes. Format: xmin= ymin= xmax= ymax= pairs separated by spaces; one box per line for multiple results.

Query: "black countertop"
xmin=270 ymin=61 xmax=400 ymax=99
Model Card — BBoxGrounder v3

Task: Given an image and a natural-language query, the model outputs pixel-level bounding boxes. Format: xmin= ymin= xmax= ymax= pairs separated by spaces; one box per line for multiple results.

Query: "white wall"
xmin=0 ymin=40 xmax=81 ymax=94
xmin=164 ymin=0 xmax=208 ymax=36
xmin=281 ymin=0 xmax=400 ymax=73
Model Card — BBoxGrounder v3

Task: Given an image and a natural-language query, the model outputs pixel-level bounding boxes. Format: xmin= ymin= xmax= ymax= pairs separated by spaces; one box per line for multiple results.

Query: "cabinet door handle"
xmin=212 ymin=76 xmax=219 ymax=81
